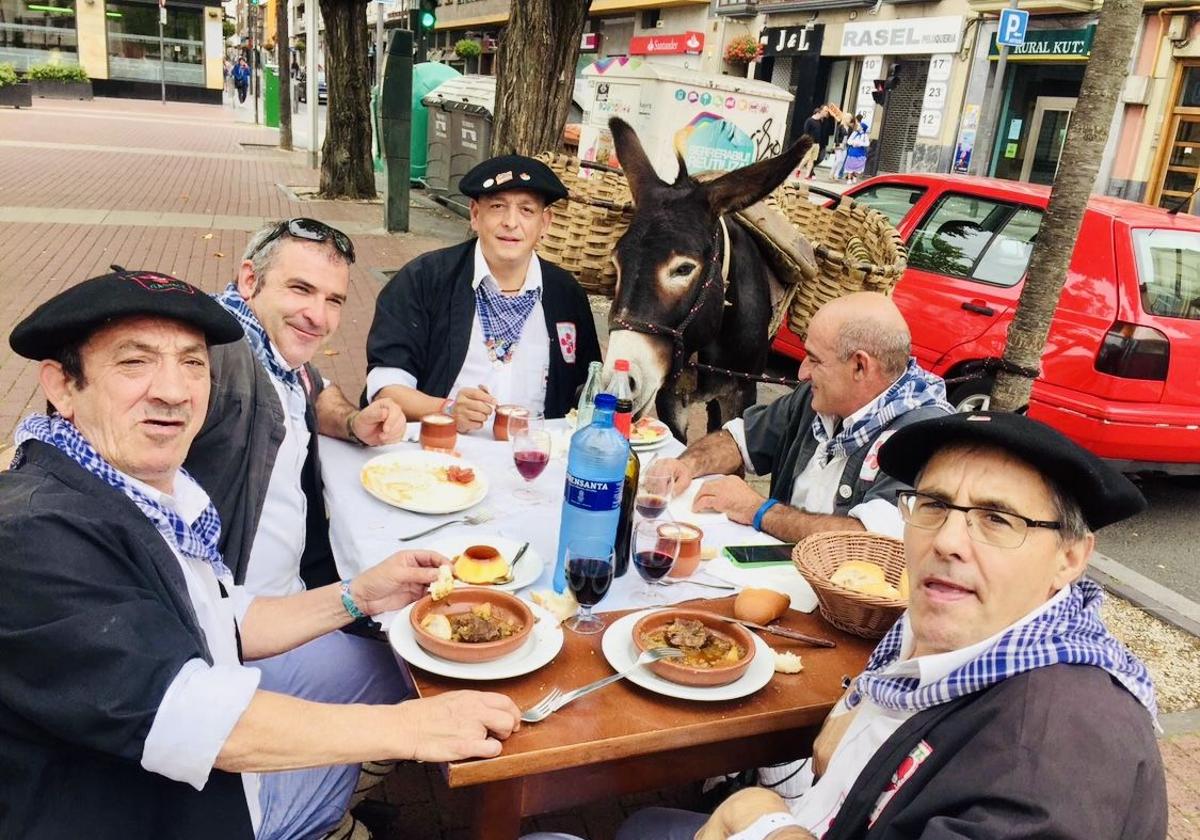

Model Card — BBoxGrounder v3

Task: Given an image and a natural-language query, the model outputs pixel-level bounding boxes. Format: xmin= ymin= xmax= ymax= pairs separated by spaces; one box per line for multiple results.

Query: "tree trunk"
xmin=318 ymin=0 xmax=375 ymax=199
xmin=275 ymin=0 xmax=292 ymax=151
xmin=989 ymin=0 xmax=1144 ymax=412
xmin=492 ymin=0 xmax=590 ymax=156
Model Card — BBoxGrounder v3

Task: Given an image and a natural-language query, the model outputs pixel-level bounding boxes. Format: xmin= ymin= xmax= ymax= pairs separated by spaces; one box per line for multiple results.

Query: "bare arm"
xmin=215 ymin=689 xmax=521 ymax=772
xmin=651 ymin=430 xmax=747 ymax=494
xmin=760 ymin=504 xmax=865 ymax=543
xmin=694 ymin=788 xmax=815 ymax=840
xmin=692 ymin=477 xmax=866 ymax=540
xmin=315 ymin=385 xmax=407 ymax=445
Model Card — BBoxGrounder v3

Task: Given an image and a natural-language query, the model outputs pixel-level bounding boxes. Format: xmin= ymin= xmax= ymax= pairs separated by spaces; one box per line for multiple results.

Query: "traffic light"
xmin=871 ymin=64 xmax=901 ymax=105
xmin=418 ymin=0 xmax=435 ymax=30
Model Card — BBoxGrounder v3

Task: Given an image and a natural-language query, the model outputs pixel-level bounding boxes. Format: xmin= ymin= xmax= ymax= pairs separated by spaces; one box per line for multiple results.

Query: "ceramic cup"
xmin=493 ymin=405 xmax=529 ymax=441
xmin=661 ymin=522 xmax=704 ymax=579
xmin=420 ymin=413 xmax=457 ymax=451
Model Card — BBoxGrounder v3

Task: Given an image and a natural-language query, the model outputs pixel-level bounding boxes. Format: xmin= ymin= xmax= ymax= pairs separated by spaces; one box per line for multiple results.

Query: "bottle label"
xmin=565 ymin=474 xmax=623 ymax=512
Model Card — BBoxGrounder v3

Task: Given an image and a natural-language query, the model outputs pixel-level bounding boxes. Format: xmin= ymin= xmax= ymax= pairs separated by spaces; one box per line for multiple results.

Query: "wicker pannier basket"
xmin=792 ymin=531 xmax=907 ymax=640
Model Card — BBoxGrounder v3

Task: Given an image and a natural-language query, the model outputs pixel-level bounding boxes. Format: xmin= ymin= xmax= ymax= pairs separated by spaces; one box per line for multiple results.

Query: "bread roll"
xmin=734 ymin=588 xmax=791 ymax=625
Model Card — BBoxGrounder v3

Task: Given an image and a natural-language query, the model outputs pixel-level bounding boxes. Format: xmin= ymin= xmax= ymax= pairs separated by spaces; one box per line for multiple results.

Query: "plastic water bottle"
xmin=553 ymin=393 xmax=630 ymax=593
xmin=575 ymin=360 xmax=603 ymax=431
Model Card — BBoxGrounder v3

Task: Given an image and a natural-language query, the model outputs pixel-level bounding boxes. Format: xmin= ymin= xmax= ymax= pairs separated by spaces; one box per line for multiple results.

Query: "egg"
xmin=734 ymin=588 xmax=791 ymax=625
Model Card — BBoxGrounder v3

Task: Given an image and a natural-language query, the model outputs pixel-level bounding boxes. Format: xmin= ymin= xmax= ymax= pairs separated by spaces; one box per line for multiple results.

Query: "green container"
xmin=411 ymin=62 xmax=459 ymax=181
xmin=263 ymin=64 xmax=279 ymax=128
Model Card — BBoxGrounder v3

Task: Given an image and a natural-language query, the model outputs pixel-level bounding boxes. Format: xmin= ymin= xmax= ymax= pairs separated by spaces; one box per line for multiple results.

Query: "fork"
xmin=520 ymin=646 xmax=684 ymax=723
xmin=397 ymin=510 xmax=494 ymax=542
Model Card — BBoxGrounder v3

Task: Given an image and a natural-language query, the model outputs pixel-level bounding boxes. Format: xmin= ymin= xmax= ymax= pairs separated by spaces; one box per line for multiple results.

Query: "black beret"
xmin=878 ymin=411 xmax=1146 ymax=531
xmin=460 ymin=155 xmax=568 ymax=204
xmin=10 ymin=269 xmax=243 ymax=360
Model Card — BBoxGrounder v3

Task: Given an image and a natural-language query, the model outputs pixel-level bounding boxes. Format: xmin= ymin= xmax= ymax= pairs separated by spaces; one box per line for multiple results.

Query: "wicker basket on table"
xmin=792 ymin=531 xmax=907 ymax=640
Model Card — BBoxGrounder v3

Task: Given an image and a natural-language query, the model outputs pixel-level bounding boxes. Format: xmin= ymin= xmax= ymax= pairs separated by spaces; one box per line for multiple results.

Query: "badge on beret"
xmin=483 ymin=178 xmax=495 ymax=188
xmin=556 ymin=322 xmax=577 ymax=363
xmin=496 ymin=171 xmax=513 ymax=185
xmin=519 ymin=172 xmax=531 ymax=181
xmin=129 ymin=272 xmax=195 ymax=294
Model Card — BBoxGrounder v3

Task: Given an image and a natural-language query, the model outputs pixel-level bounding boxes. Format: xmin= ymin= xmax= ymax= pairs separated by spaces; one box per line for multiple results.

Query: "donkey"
xmin=603 ymin=117 xmax=812 ymax=441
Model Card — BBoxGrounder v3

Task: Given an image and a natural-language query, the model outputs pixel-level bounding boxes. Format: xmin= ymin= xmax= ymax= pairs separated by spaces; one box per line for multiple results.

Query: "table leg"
xmin=470 ymin=777 xmax=525 ymax=840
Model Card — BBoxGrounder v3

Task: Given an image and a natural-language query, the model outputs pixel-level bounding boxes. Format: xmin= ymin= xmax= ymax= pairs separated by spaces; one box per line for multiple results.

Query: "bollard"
xmin=380 ymin=29 xmax=413 ymax=233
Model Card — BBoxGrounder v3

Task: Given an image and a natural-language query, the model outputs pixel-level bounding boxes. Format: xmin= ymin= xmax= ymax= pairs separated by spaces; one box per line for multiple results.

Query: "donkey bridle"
xmin=610 ymin=217 xmax=803 ymax=390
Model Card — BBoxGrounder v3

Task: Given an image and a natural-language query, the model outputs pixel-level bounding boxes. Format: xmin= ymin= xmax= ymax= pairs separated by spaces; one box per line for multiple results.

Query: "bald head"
xmin=813 ymin=292 xmax=911 ymax=379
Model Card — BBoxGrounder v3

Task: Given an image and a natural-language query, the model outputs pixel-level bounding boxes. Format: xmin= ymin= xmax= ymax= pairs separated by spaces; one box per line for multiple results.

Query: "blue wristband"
xmin=753 ymin=499 xmax=780 ymax=532
xmin=340 ymin=579 xmax=365 ymax=620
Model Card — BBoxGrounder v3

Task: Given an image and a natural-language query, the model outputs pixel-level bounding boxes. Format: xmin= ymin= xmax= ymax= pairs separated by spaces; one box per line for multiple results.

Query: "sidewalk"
xmin=1 ymin=97 xmax=1198 ymax=840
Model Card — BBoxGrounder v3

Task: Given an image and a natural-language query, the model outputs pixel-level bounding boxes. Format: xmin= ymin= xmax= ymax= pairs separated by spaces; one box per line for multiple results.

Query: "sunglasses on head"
xmin=253 ymin=218 xmax=356 ymax=264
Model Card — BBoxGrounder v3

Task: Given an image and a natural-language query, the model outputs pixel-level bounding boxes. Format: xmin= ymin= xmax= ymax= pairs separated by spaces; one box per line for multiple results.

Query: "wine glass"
xmin=633 ymin=518 xmax=680 ymax=604
xmin=635 ymin=470 xmax=674 ymax=520
xmin=565 ymin=538 xmax=615 ymax=634
xmin=511 ymin=428 xmax=551 ymax=502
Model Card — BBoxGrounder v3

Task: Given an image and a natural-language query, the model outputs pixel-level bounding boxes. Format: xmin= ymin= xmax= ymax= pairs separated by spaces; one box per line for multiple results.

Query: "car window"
xmin=907 ymin=194 xmax=1039 ymax=286
xmin=851 ymin=184 xmax=926 ymax=227
xmin=1133 ymin=229 xmax=1200 ymax=321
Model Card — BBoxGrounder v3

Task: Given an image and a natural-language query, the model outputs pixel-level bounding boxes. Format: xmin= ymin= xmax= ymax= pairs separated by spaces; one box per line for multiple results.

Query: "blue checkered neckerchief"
xmin=14 ymin=414 xmax=232 ymax=579
xmin=815 ymin=358 xmax=951 ymax=466
xmin=214 ymin=283 xmax=301 ymax=391
xmin=475 ymin=279 xmax=541 ymax=365
xmin=847 ymin=579 xmax=1158 ymax=721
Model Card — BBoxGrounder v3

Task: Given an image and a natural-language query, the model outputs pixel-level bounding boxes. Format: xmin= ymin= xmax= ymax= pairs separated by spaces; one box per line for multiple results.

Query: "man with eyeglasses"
xmin=603 ymin=411 xmax=1164 ymax=840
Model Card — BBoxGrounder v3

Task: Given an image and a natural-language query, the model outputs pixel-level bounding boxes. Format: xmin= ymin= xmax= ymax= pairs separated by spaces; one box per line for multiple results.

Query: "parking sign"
xmin=997 ymin=9 xmax=1029 ymax=48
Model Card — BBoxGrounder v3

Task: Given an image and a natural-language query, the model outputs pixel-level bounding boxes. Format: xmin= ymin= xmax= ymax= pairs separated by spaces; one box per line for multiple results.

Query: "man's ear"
xmin=39 ymin=360 xmax=75 ymax=420
xmin=851 ymin=350 xmax=870 ymax=378
xmin=1054 ymin=532 xmax=1094 ymax=588
xmin=236 ymin=260 xmax=258 ymax=300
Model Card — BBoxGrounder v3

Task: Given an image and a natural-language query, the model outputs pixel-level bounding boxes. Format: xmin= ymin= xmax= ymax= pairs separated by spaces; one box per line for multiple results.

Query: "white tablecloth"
xmin=320 ymin=420 xmax=817 ymax=617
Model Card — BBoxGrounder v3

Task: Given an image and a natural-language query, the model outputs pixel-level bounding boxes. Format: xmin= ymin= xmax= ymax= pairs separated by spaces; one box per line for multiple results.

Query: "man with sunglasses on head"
xmin=602 ymin=411 xmax=1164 ymax=840
xmin=364 ymin=155 xmax=601 ymax=431
xmin=186 ymin=220 xmax=413 ymax=748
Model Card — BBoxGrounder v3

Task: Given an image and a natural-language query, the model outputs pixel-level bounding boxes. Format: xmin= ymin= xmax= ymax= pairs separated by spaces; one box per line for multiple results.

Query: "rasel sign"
xmin=841 ymin=16 xmax=963 ymax=56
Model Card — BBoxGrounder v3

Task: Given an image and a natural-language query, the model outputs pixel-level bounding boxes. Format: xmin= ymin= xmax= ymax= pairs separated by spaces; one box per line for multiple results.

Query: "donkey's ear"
xmin=610 ymin=117 xmax=663 ymax=206
xmin=673 ymin=151 xmax=689 ymax=186
xmin=700 ymin=135 xmax=813 ymax=217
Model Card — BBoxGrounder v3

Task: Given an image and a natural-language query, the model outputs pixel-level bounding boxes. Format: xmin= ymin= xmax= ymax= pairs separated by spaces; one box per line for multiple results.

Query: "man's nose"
xmin=149 ymin=360 xmax=191 ymax=403
xmin=930 ymin=508 xmax=972 ymax=558
xmin=797 ymin=357 xmax=812 ymax=382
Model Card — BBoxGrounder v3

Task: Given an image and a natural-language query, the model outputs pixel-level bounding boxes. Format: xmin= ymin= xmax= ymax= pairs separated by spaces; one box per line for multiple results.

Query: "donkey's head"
xmin=604 ymin=117 xmax=811 ymax=416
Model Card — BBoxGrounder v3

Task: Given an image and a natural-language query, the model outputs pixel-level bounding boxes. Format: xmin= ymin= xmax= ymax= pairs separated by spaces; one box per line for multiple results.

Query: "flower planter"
xmin=30 ymin=79 xmax=92 ymax=100
xmin=0 ymin=82 xmax=32 ymax=109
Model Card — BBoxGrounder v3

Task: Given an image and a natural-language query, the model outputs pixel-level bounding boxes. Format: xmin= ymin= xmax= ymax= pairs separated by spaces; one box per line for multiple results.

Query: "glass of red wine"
xmin=511 ymin=428 xmax=551 ymax=502
xmin=635 ymin=470 xmax=674 ymax=520
xmin=565 ymin=538 xmax=615 ymax=634
xmin=633 ymin=518 xmax=681 ymax=604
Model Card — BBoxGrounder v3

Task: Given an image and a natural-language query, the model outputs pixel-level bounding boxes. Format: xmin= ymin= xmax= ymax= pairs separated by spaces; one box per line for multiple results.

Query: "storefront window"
xmin=990 ymin=63 xmax=1084 ymax=184
xmin=106 ymin=0 xmax=203 ymax=86
xmin=0 ymin=0 xmax=78 ymax=71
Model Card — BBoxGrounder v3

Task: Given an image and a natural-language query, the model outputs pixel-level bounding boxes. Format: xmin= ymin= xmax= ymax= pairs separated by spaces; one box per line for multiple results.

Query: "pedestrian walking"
xmin=825 ymin=104 xmax=854 ymax=181
xmin=798 ymin=105 xmax=827 ymax=179
xmin=843 ymin=117 xmax=870 ymax=183
xmin=232 ymin=57 xmax=250 ymax=105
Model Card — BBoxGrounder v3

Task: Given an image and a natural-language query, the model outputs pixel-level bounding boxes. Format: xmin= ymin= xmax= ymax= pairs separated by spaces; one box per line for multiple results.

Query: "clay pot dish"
xmin=410 ymin=588 xmax=533 ymax=663
xmin=632 ymin=608 xmax=755 ymax=687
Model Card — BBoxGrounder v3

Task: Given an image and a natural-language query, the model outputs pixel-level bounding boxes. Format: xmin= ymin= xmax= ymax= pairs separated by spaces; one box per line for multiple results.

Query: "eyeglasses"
xmin=897 ymin=491 xmax=1061 ymax=549
xmin=250 ymin=218 xmax=356 ymax=264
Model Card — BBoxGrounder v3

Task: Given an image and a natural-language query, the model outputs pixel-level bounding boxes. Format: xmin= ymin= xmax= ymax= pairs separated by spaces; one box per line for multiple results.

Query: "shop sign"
xmin=629 ymin=31 xmax=704 ymax=56
xmin=581 ymin=32 xmax=599 ymax=52
xmin=760 ymin=24 xmax=824 ymax=57
xmin=841 ymin=16 xmax=963 ymax=56
xmin=988 ymin=26 xmax=1094 ymax=61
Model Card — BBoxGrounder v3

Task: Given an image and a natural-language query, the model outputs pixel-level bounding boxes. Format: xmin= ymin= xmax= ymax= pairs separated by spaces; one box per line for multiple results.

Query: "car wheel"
xmin=947 ymin=375 xmax=994 ymax=413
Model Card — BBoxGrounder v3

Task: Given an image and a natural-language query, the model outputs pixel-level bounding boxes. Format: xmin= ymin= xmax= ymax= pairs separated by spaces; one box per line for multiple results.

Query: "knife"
xmin=714 ymin=615 xmax=837 ymax=648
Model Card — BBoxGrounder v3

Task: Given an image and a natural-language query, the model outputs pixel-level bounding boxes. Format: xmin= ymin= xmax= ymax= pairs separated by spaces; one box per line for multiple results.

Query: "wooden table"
xmin=410 ymin=597 xmax=874 ymax=839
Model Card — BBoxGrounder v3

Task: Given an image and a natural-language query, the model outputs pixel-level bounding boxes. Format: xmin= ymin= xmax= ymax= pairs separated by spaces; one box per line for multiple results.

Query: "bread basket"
xmin=793 ymin=531 xmax=907 ymax=639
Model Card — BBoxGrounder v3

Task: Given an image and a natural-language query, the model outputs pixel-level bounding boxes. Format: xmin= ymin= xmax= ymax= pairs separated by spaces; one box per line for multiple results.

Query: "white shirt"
xmin=243 ymin=344 xmax=310 ymax=597
xmin=133 ymin=472 xmax=263 ymax=834
xmin=366 ymin=242 xmax=551 ymax=416
xmin=793 ymin=586 xmax=1071 ymax=837
xmin=724 ymin=393 xmax=903 ymax=537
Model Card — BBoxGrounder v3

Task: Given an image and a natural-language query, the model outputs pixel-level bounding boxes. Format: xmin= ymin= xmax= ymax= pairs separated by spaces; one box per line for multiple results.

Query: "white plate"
xmin=360 ymin=449 xmax=489 ymax=515
xmin=630 ymin=419 xmax=670 ymax=448
xmin=600 ymin=609 xmax=775 ymax=701
xmin=388 ymin=600 xmax=564 ymax=680
xmin=425 ymin=534 xmax=543 ymax=592
xmin=631 ymin=436 xmax=672 ymax=452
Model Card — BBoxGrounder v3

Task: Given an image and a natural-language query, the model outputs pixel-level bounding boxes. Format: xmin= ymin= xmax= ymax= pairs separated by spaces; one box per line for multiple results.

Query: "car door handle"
xmin=961 ymin=301 xmax=996 ymax=316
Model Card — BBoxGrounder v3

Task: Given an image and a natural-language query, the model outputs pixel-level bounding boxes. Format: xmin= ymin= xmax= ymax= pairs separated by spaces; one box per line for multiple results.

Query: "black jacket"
xmin=0 ymin=443 xmax=253 ymax=839
xmin=823 ymin=664 xmax=1165 ymax=840
xmin=365 ymin=239 xmax=602 ymax=418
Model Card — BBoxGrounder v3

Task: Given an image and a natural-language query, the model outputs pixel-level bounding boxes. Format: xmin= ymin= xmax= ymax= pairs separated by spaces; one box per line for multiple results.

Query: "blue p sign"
xmin=998 ymin=9 xmax=1029 ymax=48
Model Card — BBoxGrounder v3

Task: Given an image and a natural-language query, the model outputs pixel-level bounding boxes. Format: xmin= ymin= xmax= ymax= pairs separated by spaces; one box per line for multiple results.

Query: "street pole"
xmin=252 ymin=3 xmax=260 ymax=125
xmin=306 ymin=0 xmax=318 ymax=168
xmin=972 ymin=0 xmax=1019 ymax=177
xmin=158 ymin=0 xmax=166 ymax=104
xmin=376 ymin=1 xmax=385 ymax=87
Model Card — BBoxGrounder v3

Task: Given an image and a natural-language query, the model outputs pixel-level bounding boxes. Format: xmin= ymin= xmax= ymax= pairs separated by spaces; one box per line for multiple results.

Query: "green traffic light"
xmin=419 ymin=10 xmax=435 ymax=28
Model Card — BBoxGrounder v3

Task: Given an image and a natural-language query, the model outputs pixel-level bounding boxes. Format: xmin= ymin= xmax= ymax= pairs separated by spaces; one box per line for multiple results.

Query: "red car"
xmin=772 ymin=173 xmax=1200 ymax=474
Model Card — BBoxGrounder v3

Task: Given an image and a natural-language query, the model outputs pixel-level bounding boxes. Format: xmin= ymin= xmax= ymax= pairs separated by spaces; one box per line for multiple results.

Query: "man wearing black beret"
xmin=606 ymin=411 xmax=1166 ymax=840
xmin=364 ymin=154 xmax=602 ymax=430
xmin=0 ymin=270 xmax=521 ymax=839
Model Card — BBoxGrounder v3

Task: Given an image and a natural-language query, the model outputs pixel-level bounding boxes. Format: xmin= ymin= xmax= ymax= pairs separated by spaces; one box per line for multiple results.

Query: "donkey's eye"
xmin=672 ymin=262 xmax=696 ymax=277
